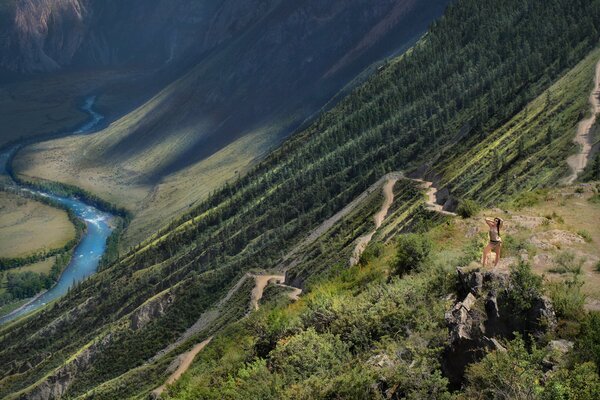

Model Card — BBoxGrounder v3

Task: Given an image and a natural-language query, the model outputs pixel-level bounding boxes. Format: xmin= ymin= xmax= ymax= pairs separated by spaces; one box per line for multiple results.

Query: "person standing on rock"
xmin=482 ymin=217 xmax=503 ymax=268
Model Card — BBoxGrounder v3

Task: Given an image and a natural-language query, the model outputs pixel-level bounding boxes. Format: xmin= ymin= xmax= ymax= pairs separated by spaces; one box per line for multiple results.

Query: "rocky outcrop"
xmin=1 ymin=0 xmax=92 ymax=73
xmin=443 ymin=267 xmax=557 ymax=387
xmin=130 ymin=290 xmax=174 ymax=331
xmin=24 ymin=333 xmax=113 ymax=400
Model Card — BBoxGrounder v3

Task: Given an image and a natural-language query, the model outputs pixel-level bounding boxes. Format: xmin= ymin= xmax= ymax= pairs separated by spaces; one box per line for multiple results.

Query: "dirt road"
xmin=350 ymin=178 xmax=397 ymax=266
xmin=250 ymin=275 xmax=285 ymax=310
xmin=411 ymin=178 xmax=457 ymax=216
xmin=152 ymin=337 xmax=213 ymax=397
xmin=564 ymin=59 xmax=600 ymax=184
xmin=278 ymin=172 xmax=404 ymax=270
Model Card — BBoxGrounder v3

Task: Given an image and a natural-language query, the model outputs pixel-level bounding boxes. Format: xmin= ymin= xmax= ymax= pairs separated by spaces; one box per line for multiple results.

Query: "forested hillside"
xmin=1 ymin=0 xmax=600 ymax=398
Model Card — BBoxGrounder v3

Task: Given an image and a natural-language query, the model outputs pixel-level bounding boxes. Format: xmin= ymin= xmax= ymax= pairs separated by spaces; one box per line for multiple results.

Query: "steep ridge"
xmin=278 ymin=172 xmax=404 ymax=271
xmin=1 ymin=1 xmax=600 ymax=398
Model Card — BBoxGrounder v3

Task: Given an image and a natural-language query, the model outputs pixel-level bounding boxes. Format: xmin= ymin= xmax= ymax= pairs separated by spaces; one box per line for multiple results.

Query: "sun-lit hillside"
xmin=0 ymin=0 xmax=599 ymax=399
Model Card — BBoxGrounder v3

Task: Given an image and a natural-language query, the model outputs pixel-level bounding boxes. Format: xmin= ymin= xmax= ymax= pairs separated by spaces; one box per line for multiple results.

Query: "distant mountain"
xmin=9 ymin=0 xmax=452 ymax=244
xmin=0 ymin=0 xmax=450 ymax=74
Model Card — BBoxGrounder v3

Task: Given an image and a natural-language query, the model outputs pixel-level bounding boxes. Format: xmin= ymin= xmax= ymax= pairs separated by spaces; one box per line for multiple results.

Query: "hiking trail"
xmin=349 ymin=178 xmax=397 ymax=266
xmin=564 ymin=59 xmax=600 ymax=184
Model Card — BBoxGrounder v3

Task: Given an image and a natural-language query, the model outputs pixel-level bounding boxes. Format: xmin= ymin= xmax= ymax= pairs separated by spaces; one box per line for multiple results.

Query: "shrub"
xmin=456 ymin=199 xmax=480 ymax=218
xmin=464 ymin=336 xmax=545 ymax=400
xmin=394 ymin=233 xmax=432 ymax=275
xmin=596 ymin=260 xmax=600 ymax=273
xmin=546 ymin=277 xmax=586 ymax=321
xmin=575 ymin=313 xmax=600 ymax=373
xmin=359 ymin=242 xmax=384 ymax=266
xmin=577 ymin=230 xmax=592 ymax=243
xmin=542 ymin=362 xmax=600 ymax=400
xmin=507 ymin=262 xmax=543 ymax=314
xmin=269 ymin=328 xmax=349 ymax=382
xmin=465 ymin=336 xmax=600 ymax=400
xmin=549 ymin=251 xmax=584 ymax=275
xmin=511 ymin=189 xmax=547 ymax=209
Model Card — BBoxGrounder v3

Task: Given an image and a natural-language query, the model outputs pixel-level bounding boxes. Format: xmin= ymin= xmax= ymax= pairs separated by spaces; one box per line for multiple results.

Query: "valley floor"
xmin=0 ymin=191 xmax=75 ymax=259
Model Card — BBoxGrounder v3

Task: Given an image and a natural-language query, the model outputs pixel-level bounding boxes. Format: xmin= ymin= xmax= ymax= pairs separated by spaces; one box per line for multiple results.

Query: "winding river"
xmin=0 ymin=97 xmax=113 ymax=325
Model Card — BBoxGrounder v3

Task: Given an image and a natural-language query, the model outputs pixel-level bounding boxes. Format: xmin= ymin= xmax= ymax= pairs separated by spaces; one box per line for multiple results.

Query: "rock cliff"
xmin=443 ymin=267 xmax=557 ymax=387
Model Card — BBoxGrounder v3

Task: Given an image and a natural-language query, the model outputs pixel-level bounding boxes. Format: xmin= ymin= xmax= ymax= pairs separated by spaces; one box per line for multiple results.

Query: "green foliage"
xmin=465 ymin=336 xmax=600 ymax=400
xmin=549 ymin=251 xmax=584 ymax=275
xmin=580 ymin=152 xmax=600 ymax=182
xmin=394 ymin=233 xmax=433 ymax=275
xmin=574 ymin=312 xmax=600 ymax=373
xmin=546 ymin=277 xmax=586 ymax=321
xmin=359 ymin=242 xmax=384 ymax=266
xmin=507 ymin=262 xmax=543 ymax=314
xmin=511 ymin=190 xmax=548 ymax=209
xmin=464 ymin=336 xmax=545 ymax=400
xmin=588 ymin=192 xmax=600 ymax=204
xmin=456 ymin=199 xmax=480 ymax=218
xmin=542 ymin=362 xmax=600 ymax=400
xmin=269 ymin=328 xmax=349 ymax=382
xmin=576 ymin=229 xmax=592 ymax=243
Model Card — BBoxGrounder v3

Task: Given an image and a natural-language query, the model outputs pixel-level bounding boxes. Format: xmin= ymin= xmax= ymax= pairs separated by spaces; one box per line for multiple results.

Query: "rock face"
xmin=24 ymin=333 xmax=113 ymax=400
xmin=129 ymin=290 xmax=174 ymax=331
xmin=442 ymin=267 xmax=557 ymax=387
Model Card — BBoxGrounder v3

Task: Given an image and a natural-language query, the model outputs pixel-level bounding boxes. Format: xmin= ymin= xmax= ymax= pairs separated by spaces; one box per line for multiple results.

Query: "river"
xmin=0 ymin=97 xmax=114 ymax=325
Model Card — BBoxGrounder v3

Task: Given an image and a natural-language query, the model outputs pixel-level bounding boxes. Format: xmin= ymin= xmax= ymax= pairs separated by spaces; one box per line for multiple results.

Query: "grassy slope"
xmin=159 ymin=183 xmax=600 ymax=400
xmin=0 ymin=191 xmax=75 ymax=258
xmin=1 ymin=0 xmax=600 ymax=397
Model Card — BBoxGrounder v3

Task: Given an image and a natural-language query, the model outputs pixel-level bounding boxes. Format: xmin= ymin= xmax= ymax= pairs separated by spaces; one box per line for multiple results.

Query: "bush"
xmin=507 ymin=262 xmax=543 ymax=314
xmin=394 ymin=233 xmax=432 ymax=275
xmin=511 ymin=189 xmax=548 ymax=209
xmin=359 ymin=242 xmax=384 ymax=266
xmin=549 ymin=251 xmax=584 ymax=275
xmin=546 ymin=277 xmax=586 ymax=321
xmin=456 ymin=199 xmax=480 ymax=218
xmin=465 ymin=336 xmax=600 ymax=400
xmin=543 ymin=362 xmax=600 ymax=400
xmin=464 ymin=336 xmax=545 ymax=400
xmin=576 ymin=230 xmax=592 ymax=243
xmin=269 ymin=328 xmax=349 ymax=382
xmin=575 ymin=313 xmax=600 ymax=373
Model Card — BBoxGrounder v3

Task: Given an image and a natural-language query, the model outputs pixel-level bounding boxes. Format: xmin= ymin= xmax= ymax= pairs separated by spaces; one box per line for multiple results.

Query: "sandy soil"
xmin=564 ymin=60 xmax=600 ymax=184
xmin=0 ymin=191 xmax=75 ymax=258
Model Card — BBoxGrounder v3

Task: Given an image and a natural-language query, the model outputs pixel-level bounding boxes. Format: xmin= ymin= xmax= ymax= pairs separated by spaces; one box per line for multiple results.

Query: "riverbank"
xmin=0 ymin=97 xmax=117 ymax=324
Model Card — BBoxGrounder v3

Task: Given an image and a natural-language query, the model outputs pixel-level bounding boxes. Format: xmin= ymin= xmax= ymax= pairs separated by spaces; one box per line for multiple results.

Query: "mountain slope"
xmin=12 ymin=0 xmax=451 ymax=245
xmin=1 ymin=0 xmax=600 ymax=398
